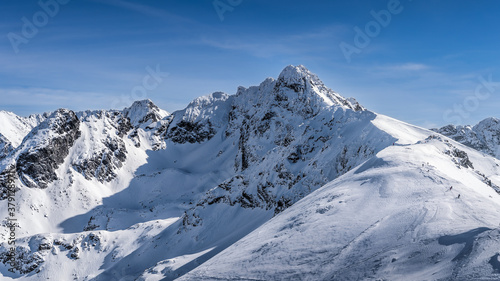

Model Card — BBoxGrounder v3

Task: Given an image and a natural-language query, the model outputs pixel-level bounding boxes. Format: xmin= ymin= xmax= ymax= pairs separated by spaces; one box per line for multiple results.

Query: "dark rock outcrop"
xmin=0 ymin=134 xmax=13 ymax=160
xmin=16 ymin=109 xmax=81 ymax=189
xmin=73 ymin=137 xmax=127 ymax=182
xmin=166 ymin=120 xmax=216 ymax=144
xmin=433 ymin=117 xmax=500 ymax=159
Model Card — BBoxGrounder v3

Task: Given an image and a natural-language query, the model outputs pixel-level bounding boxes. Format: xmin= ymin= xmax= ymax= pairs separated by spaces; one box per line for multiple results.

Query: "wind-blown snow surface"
xmin=1 ymin=65 xmax=500 ymax=280
xmin=0 ymin=111 xmax=45 ymax=148
xmin=182 ymin=116 xmax=500 ymax=281
xmin=0 ymin=111 xmax=45 ymax=159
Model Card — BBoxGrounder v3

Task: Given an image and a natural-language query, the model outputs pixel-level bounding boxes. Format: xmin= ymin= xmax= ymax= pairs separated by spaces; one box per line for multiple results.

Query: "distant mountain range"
xmin=432 ymin=118 xmax=500 ymax=159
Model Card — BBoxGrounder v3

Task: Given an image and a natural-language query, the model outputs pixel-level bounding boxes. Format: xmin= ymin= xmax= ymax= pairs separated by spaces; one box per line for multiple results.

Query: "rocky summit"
xmin=1 ymin=66 xmax=500 ymax=280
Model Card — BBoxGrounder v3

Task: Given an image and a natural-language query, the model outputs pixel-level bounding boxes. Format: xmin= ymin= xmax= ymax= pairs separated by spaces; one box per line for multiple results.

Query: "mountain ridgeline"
xmin=432 ymin=117 xmax=500 ymax=159
xmin=1 ymin=65 xmax=500 ymax=280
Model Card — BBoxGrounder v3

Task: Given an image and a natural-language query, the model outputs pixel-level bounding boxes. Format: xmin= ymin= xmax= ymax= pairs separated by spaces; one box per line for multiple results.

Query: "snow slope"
xmin=0 ymin=65 xmax=376 ymax=280
xmin=1 ymin=65 xmax=500 ymax=280
xmin=0 ymin=111 xmax=46 ymax=161
xmin=182 ymin=115 xmax=500 ymax=281
xmin=0 ymin=111 xmax=45 ymax=148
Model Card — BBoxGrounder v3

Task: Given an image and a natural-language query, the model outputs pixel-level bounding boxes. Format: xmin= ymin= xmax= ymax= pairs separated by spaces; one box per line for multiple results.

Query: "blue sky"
xmin=1 ymin=0 xmax=500 ymax=128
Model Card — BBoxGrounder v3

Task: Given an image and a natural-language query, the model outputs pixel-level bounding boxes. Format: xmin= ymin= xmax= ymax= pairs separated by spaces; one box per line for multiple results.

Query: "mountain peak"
xmin=475 ymin=117 xmax=500 ymax=129
xmin=277 ymin=65 xmax=320 ymax=88
xmin=123 ymin=99 xmax=169 ymax=127
xmin=128 ymin=99 xmax=157 ymax=111
xmin=278 ymin=64 xmax=311 ymax=78
xmin=273 ymin=65 xmax=363 ymax=112
xmin=4 ymin=65 xmax=500 ymax=281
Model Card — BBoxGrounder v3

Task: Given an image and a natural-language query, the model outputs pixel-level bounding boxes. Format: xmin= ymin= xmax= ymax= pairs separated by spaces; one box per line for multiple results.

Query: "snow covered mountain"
xmin=1 ymin=65 xmax=500 ymax=280
xmin=0 ymin=111 xmax=46 ymax=160
xmin=182 ymin=120 xmax=500 ymax=281
xmin=433 ymin=118 xmax=500 ymax=159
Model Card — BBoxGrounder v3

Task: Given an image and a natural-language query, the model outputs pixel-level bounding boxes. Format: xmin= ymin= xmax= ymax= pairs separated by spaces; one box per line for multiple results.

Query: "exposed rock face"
xmin=2 ymin=65 xmax=459 ymax=280
xmin=446 ymin=148 xmax=474 ymax=169
xmin=73 ymin=136 xmax=127 ymax=182
xmin=178 ymin=66 xmax=390 ymax=230
xmin=0 ymin=110 xmax=47 ymax=149
xmin=0 ymin=165 xmax=16 ymax=200
xmin=72 ymin=111 xmax=132 ymax=183
xmin=165 ymin=92 xmax=230 ymax=144
xmin=0 ymin=100 xmax=168 ymax=189
xmin=0 ymin=246 xmax=44 ymax=274
xmin=166 ymin=120 xmax=216 ymax=144
xmin=422 ymin=135 xmax=476 ymax=170
xmin=433 ymin=117 xmax=500 ymax=159
xmin=273 ymin=65 xmax=364 ymax=117
xmin=123 ymin=99 xmax=169 ymax=127
xmin=0 ymin=233 xmax=104 ymax=274
xmin=16 ymin=109 xmax=81 ymax=189
xmin=0 ymin=134 xmax=13 ymax=160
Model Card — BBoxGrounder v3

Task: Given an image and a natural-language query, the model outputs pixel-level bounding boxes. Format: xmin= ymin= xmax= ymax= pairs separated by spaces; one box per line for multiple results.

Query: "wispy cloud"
xmin=0 ymin=87 xmax=122 ymax=116
xmin=378 ymin=63 xmax=430 ymax=72
xmin=199 ymin=25 xmax=348 ymax=58
xmin=200 ymin=37 xmax=295 ymax=58
xmin=393 ymin=63 xmax=429 ymax=71
xmin=90 ymin=0 xmax=194 ymax=24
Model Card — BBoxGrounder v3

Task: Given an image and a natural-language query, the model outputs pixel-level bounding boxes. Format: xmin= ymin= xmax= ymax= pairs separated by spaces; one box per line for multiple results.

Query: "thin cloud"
xmin=199 ymin=25 xmax=347 ymax=58
xmin=381 ymin=63 xmax=430 ymax=72
xmin=90 ymin=0 xmax=194 ymax=24
xmin=200 ymin=37 xmax=295 ymax=58
xmin=396 ymin=63 xmax=429 ymax=71
xmin=0 ymin=88 xmax=123 ymax=116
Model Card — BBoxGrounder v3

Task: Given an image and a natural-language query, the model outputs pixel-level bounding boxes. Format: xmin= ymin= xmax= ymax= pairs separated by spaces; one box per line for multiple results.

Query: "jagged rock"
xmin=445 ymin=148 xmax=474 ymax=169
xmin=165 ymin=92 xmax=230 ymax=144
xmin=476 ymin=171 xmax=500 ymax=194
xmin=116 ymin=114 xmax=133 ymax=138
xmin=73 ymin=136 xmax=127 ymax=182
xmin=123 ymin=99 xmax=169 ymax=128
xmin=166 ymin=120 xmax=216 ymax=144
xmin=0 ymin=134 xmax=13 ymax=160
xmin=83 ymin=216 xmax=100 ymax=231
xmin=16 ymin=109 xmax=81 ymax=189
xmin=0 ymin=165 xmax=17 ymax=200
xmin=273 ymin=65 xmax=364 ymax=116
xmin=7 ymin=65 xmax=500 ymax=281
xmin=176 ymin=66 xmax=387 ymax=224
xmin=71 ymin=111 xmax=133 ymax=183
xmin=434 ymin=117 xmax=500 ymax=159
xmin=0 ymin=246 xmax=44 ymax=274
xmin=0 ymin=110 xmax=47 ymax=149
xmin=70 ymin=247 xmax=80 ymax=259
